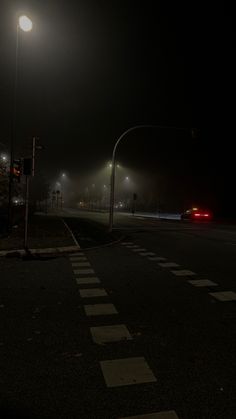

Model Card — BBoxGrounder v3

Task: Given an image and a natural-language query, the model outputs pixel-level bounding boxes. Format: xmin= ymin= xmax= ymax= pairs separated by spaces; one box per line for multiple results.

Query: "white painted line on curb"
xmin=100 ymin=357 xmax=157 ymax=387
xmin=0 ymin=246 xmax=81 ymax=257
xmin=76 ymin=277 xmax=100 ymax=285
xmin=90 ymin=324 xmax=132 ymax=344
xmin=209 ymin=291 xmax=236 ymax=301
xmin=79 ymin=288 xmax=108 ymax=298
xmin=84 ymin=303 xmax=118 ymax=316
xmin=188 ymin=279 xmax=218 ymax=287
xmin=159 ymin=262 xmax=179 ymax=268
xmin=148 ymin=257 xmax=167 ymax=261
xmin=120 ymin=411 xmax=180 ymax=418
xmin=61 ymin=219 xmax=80 ymax=247
xmin=74 ymin=269 xmax=94 ymax=275
xmin=171 ymin=269 xmax=196 ymax=276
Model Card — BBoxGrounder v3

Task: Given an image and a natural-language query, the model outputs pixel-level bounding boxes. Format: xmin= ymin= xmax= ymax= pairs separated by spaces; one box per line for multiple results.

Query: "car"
xmin=181 ymin=207 xmax=213 ymax=221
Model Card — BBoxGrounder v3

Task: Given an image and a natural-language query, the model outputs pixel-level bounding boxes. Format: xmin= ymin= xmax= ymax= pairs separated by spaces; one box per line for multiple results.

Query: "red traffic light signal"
xmin=12 ymin=159 xmax=22 ymax=182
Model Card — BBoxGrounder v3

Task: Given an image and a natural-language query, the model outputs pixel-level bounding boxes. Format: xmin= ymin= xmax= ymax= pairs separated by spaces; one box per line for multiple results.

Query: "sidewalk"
xmin=0 ymin=213 xmax=78 ymax=254
xmin=0 ymin=247 xmax=89 ymax=419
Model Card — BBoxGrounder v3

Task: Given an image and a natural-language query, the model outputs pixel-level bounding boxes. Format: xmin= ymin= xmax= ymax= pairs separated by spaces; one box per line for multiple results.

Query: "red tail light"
xmin=194 ymin=212 xmax=210 ymax=218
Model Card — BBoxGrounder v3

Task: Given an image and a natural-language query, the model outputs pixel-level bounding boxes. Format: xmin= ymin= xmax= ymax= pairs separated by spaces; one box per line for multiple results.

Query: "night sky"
xmin=0 ymin=2 xmax=235 ymax=214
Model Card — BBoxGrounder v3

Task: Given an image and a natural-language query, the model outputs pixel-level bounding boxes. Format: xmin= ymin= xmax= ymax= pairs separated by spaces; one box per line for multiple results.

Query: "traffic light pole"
xmin=23 ymin=137 xmax=36 ymax=251
xmin=24 ymin=175 xmax=30 ymax=250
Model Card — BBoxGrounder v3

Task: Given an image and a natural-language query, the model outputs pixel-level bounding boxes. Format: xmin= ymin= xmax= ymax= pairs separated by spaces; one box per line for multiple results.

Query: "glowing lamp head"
xmin=19 ymin=15 xmax=33 ymax=32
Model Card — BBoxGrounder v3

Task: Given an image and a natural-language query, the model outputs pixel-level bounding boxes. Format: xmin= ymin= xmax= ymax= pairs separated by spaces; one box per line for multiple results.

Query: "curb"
xmin=0 ymin=245 xmax=81 ymax=258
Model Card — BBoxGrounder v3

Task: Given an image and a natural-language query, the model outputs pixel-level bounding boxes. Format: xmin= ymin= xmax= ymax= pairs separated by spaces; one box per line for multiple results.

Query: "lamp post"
xmin=61 ymin=173 xmax=66 ymax=207
xmin=7 ymin=15 xmax=33 ymax=233
xmin=108 ymin=125 xmax=198 ymax=232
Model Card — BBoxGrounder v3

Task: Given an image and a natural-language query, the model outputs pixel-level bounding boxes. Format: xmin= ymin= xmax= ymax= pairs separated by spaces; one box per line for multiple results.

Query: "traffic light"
xmin=12 ymin=159 xmax=22 ymax=182
xmin=23 ymin=158 xmax=32 ymax=176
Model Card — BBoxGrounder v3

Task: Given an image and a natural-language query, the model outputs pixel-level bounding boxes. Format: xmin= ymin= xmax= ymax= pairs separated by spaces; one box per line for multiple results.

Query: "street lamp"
xmin=1 ymin=155 xmax=7 ymax=162
xmin=8 ymin=14 xmax=33 ymax=233
xmin=108 ymin=125 xmax=199 ymax=232
xmin=19 ymin=15 xmax=33 ymax=32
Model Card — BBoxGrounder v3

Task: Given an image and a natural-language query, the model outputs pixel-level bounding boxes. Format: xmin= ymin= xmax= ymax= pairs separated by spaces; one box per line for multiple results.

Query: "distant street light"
xmin=8 ymin=14 xmax=33 ymax=233
xmin=107 ymin=162 xmax=120 ymax=169
xmin=108 ymin=125 xmax=199 ymax=232
xmin=60 ymin=173 xmax=68 ymax=207
xmin=1 ymin=155 xmax=7 ymax=162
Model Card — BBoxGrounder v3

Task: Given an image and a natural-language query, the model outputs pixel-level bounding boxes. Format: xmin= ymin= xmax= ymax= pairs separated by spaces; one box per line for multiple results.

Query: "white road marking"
xmin=121 ymin=242 xmax=134 ymax=245
xmin=148 ymin=257 xmax=167 ymax=261
xmin=72 ymin=262 xmax=90 ymax=267
xmin=132 ymin=248 xmax=147 ymax=252
xmin=139 ymin=252 xmax=156 ymax=256
xmin=159 ymin=262 xmax=179 ymax=268
xmin=90 ymin=324 xmax=132 ymax=344
xmin=171 ymin=269 xmax=196 ymax=276
xmin=70 ymin=252 xmax=84 ymax=256
xmin=61 ymin=219 xmax=80 ymax=247
xmin=84 ymin=303 xmax=118 ymax=316
xmin=126 ymin=245 xmax=140 ymax=248
xmin=76 ymin=277 xmax=100 ymax=284
xmin=209 ymin=291 xmax=236 ymax=301
xmin=100 ymin=357 xmax=157 ymax=387
xmin=73 ymin=269 xmax=94 ymax=275
xmin=120 ymin=411 xmax=179 ymax=418
xmin=188 ymin=279 xmax=218 ymax=287
xmin=70 ymin=256 xmax=87 ymax=261
xmin=79 ymin=288 xmax=108 ymax=298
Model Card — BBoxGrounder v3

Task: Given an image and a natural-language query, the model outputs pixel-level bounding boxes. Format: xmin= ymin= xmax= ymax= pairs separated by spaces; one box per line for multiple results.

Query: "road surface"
xmin=0 ymin=208 xmax=235 ymax=418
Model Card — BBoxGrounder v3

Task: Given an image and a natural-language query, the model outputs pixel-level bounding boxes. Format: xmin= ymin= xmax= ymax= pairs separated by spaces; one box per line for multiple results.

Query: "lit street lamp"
xmin=8 ymin=15 xmax=33 ymax=233
xmin=1 ymin=155 xmax=7 ymax=162
xmin=60 ymin=173 xmax=67 ymax=207
xmin=19 ymin=15 xmax=33 ymax=32
xmin=108 ymin=125 xmax=199 ymax=232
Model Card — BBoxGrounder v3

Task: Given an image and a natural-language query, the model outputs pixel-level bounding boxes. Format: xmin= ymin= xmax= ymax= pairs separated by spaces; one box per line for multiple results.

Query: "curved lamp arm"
xmin=108 ymin=124 xmax=196 ymax=232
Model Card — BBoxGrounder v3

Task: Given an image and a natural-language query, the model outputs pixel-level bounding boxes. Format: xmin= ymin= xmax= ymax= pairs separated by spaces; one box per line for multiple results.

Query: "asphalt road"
xmin=0 ymin=209 xmax=235 ymax=418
